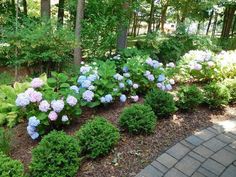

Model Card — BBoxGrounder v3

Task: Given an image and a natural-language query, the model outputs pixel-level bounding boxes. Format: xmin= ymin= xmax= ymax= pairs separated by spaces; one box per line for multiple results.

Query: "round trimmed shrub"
xmin=177 ymin=85 xmax=204 ymax=111
xmin=0 ymin=152 xmax=25 ymax=177
xmin=223 ymin=78 xmax=236 ymax=103
xmin=144 ymin=89 xmax=177 ymax=118
xmin=76 ymin=117 xmax=120 ymax=159
xmin=30 ymin=131 xmax=80 ymax=177
xmin=119 ymin=104 xmax=156 ymax=134
xmin=204 ymin=82 xmax=230 ymax=108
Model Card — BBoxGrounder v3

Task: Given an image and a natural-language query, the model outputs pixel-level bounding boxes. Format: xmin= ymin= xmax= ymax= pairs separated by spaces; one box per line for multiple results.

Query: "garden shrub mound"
xmin=177 ymin=85 xmax=204 ymax=111
xmin=119 ymin=104 xmax=156 ymax=134
xmin=204 ymin=82 xmax=230 ymax=109
xmin=223 ymin=78 xmax=236 ymax=103
xmin=30 ymin=131 xmax=80 ymax=177
xmin=0 ymin=128 xmax=11 ymax=155
xmin=0 ymin=152 xmax=25 ymax=177
xmin=76 ymin=117 xmax=120 ymax=159
xmin=144 ymin=89 xmax=177 ymax=118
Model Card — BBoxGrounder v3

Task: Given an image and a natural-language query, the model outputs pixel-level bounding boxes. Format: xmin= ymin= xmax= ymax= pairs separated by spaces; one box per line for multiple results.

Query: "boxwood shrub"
xmin=119 ymin=104 xmax=156 ymax=134
xmin=0 ymin=152 xmax=25 ymax=177
xmin=144 ymin=89 xmax=177 ymax=118
xmin=76 ymin=117 xmax=120 ymax=159
xmin=177 ymin=85 xmax=204 ymax=111
xmin=30 ymin=131 xmax=81 ymax=177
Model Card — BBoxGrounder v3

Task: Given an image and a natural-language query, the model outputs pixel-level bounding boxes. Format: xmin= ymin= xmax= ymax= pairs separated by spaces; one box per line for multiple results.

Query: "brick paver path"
xmin=136 ymin=120 xmax=236 ymax=177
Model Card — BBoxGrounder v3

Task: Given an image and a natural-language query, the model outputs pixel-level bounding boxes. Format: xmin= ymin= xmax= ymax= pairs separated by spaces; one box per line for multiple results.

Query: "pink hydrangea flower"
xmin=48 ymin=111 xmax=58 ymax=121
xmin=31 ymin=78 xmax=44 ymax=88
xmin=51 ymin=100 xmax=64 ymax=113
xmin=82 ymin=90 xmax=94 ymax=102
xmin=28 ymin=91 xmax=42 ymax=103
xmin=39 ymin=100 xmax=50 ymax=112
xmin=131 ymin=95 xmax=139 ymax=102
xmin=66 ymin=95 xmax=77 ymax=107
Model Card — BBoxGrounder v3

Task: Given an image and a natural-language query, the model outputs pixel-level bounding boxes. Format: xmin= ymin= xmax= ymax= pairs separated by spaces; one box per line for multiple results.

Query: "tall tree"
xmin=117 ymin=2 xmax=130 ymax=51
xmin=147 ymin=0 xmax=155 ymax=33
xmin=221 ymin=4 xmax=236 ymax=38
xmin=41 ymin=0 xmax=50 ymax=19
xmin=22 ymin=0 xmax=27 ymax=16
xmin=57 ymin=0 xmax=64 ymax=27
xmin=74 ymin=0 xmax=85 ymax=65
xmin=206 ymin=10 xmax=214 ymax=35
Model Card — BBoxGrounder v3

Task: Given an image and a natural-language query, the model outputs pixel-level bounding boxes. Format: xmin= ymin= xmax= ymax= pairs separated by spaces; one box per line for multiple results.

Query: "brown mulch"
xmin=9 ymin=101 xmax=236 ymax=177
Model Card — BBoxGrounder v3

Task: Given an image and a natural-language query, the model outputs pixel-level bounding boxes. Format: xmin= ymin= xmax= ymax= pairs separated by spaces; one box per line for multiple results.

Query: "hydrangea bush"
xmin=16 ymin=73 xmax=82 ymax=139
xmin=178 ymin=50 xmax=236 ymax=82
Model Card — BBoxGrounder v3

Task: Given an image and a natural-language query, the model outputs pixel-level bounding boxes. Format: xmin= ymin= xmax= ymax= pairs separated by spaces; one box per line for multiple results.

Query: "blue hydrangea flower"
xmin=81 ymin=80 xmax=91 ymax=88
xmin=119 ymin=83 xmax=125 ymax=88
xmin=87 ymin=74 xmax=97 ymax=82
xmin=105 ymin=94 xmax=113 ymax=103
xmin=100 ymin=97 xmax=106 ymax=103
xmin=126 ymin=79 xmax=133 ymax=85
xmin=30 ymin=132 xmax=39 ymax=140
xmin=77 ymin=76 xmax=87 ymax=84
xmin=165 ymin=84 xmax=172 ymax=91
xmin=70 ymin=85 xmax=80 ymax=93
xmin=122 ymin=66 xmax=129 ymax=73
xmin=120 ymin=94 xmax=127 ymax=103
xmin=158 ymin=74 xmax=165 ymax=82
xmin=28 ymin=116 xmax=40 ymax=127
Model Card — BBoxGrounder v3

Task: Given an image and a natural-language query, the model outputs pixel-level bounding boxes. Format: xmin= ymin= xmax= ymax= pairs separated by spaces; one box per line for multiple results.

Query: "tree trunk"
xmin=22 ymin=0 xmax=27 ymax=16
xmin=57 ymin=0 xmax=64 ymax=27
xmin=197 ymin=22 xmax=201 ymax=35
xmin=212 ymin=12 xmax=218 ymax=37
xmin=160 ymin=5 xmax=168 ymax=32
xmin=132 ymin=12 xmax=137 ymax=37
xmin=148 ymin=0 xmax=155 ymax=33
xmin=117 ymin=2 xmax=129 ymax=51
xmin=231 ymin=15 xmax=236 ymax=36
xmin=221 ymin=5 xmax=236 ymax=38
xmin=206 ymin=10 xmax=214 ymax=35
xmin=74 ymin=0 xmax=85 ymax=65
xmin=41 ymin=0 xmax=50 ymax=19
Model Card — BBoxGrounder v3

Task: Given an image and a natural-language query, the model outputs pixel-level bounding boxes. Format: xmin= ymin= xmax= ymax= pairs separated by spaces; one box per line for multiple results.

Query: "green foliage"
xmin=0 ymin=83 xmax=29 ymax=127
xmin=0 ymin=72 xmax=14 ymax=85
xmin=1 ymin=20 xmax=75 ymax=70
xmin=144 ymin=89 xmax=177 ymax=118
xmin=204 ymin=82 xmax=230 ymax=108
xmin=0 ymin=152 xmax=25 ymax=177
xmin=81 ymin=0 xmax=129 ymax=58
xmin=0 ymin=128 xmax=11 ymax=155
xmin=76 ymin=117 xmax=120 ymax=159
xmin=222 ymin=78 xmax=236 ymax=103
xmin=119 ymin=104 xmax=156 ymax=134
xmin=30 ymin=131 xmax=80 ymax=177
xmin=177 ymin=85 xmax=204 ymax=111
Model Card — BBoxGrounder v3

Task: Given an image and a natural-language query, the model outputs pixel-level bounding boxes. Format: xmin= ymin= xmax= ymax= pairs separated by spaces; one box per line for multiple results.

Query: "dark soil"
xmin=10 ymin=101 xmax=236 ymax=177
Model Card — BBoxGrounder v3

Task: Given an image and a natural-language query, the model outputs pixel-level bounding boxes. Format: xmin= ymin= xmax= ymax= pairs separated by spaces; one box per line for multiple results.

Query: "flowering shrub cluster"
xmin=16 ymin=74 xmax=82 ymax=139
xmin=178 ymin=50 xmax=236 ymax=82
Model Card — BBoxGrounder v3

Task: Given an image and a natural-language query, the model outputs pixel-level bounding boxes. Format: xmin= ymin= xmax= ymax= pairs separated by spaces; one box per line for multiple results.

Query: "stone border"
xmin=136 ymin=120 xmax=236 ymax=177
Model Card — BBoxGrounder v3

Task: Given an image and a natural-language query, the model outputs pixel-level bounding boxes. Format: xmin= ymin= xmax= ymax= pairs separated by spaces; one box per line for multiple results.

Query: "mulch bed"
xmin=9 ymin=100 xmax=236 ymax=177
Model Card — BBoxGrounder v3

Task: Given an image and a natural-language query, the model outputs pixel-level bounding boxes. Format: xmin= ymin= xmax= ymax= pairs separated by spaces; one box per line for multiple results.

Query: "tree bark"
xmin=148 ymin=0 xmax=155 ymax=33
xmin=212 ymin=12 xmax=218 ymax=37
xmin=117 ymin=2 xmax=129 ymax=51
xmin=22 ymin=0 xmax=27 ymax=16
xmin=57 ymin=0 xmax=64 ymax=27
xmin=160 ymin=5 xmax=168 ymax=32
xmin=41 ymin=0 xmax=50 ymax=19
xmin=74 ymin=0 xmax=85 ymax=65
xmin=206 ymin=10 xmax=214 ymax=35
xmin=221 ymin=5 xmax=236 ymax=38
xmin=231 ymin=15 xmax=236 ymax=36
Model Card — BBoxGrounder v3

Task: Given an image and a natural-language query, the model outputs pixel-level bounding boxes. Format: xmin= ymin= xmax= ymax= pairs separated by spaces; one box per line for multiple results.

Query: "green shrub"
xmin=177 ymin=85 xmax=204 ymax=111
xmin=0 ymin=152 xmax=25 ymax=177
xmin=222 ymin=78 xmax=236 ymax=103
xmin=0 ymin=72 xmax=14 ymax=85
xmin=145 ymin=89 xmax=177 ymax=118
xmin=0 ymin=128 xmax=11 ymax=155
xmin=76 ymin=117 xmax=120 ymax=159
xmin=30 ymin=131 xmax=80 ymax=177
xmin=204 ymin=82 xmax=230 ymax=108
xmin=119 ymin=104 xmax=156 ymax=134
